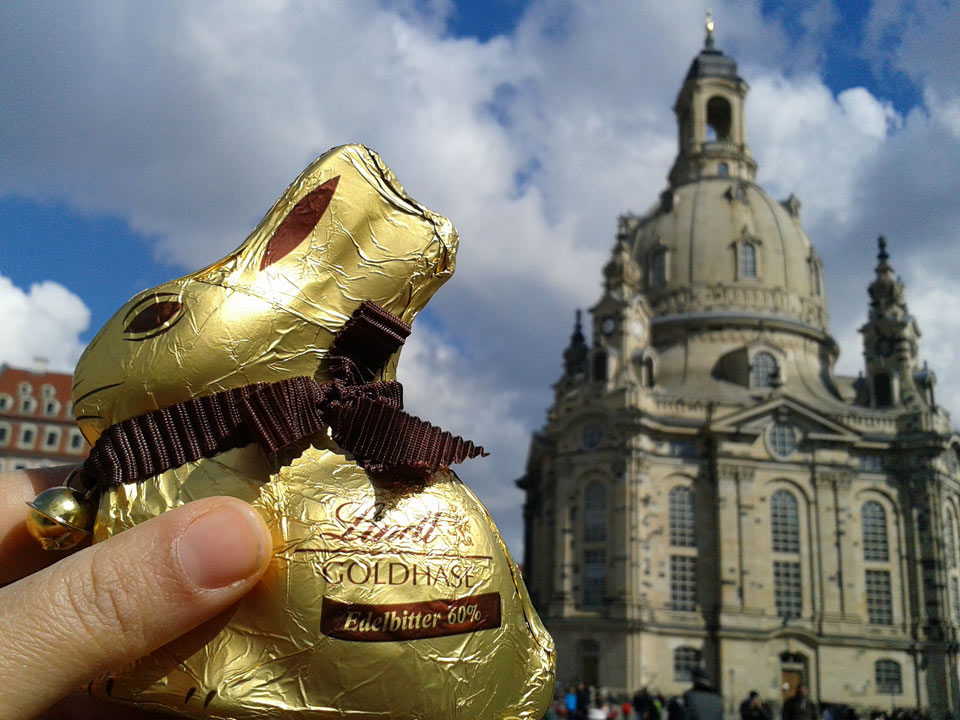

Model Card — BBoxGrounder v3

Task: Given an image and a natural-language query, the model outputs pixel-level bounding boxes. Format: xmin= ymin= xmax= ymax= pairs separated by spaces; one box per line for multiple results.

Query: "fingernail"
xmin=178 ymin=503 xmax=267 ymax=589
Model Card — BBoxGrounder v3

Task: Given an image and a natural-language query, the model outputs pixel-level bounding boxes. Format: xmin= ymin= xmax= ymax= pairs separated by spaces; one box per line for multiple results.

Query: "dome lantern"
xmin=668 ymin=23 xmax=757 ymax=187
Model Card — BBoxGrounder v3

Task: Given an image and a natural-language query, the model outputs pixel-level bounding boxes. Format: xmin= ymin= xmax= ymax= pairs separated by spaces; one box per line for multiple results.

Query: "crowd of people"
xmin=541 ymin=673 xmax=937 ymax=720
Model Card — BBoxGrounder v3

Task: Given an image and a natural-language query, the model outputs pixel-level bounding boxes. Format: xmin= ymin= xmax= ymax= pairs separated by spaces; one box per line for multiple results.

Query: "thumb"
xmin=0 ymin=496 xmax=272 ymax=720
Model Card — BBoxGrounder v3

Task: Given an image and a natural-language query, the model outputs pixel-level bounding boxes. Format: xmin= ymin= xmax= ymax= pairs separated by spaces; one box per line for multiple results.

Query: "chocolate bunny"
xmin=69 ymin=145 xmax=554 ymax=719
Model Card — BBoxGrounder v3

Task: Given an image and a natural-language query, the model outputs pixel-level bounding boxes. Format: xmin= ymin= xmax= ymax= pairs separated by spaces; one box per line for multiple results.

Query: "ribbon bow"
xmin=79 ymin=303 xmax=485 ymax=493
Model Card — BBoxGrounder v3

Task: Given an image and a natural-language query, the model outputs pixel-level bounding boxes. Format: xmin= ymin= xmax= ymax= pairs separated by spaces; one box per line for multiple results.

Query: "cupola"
xmin=668 ymin=14 xmax=757 ymax=187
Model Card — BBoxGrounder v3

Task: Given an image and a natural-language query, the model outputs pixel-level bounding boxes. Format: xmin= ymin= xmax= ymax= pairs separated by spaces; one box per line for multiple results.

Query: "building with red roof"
xmin=0 ymin=363 xmax=89 ymax=471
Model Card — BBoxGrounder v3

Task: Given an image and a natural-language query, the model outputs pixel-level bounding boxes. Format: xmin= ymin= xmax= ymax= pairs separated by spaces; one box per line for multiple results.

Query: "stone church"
xmin=517 ymin=27 xmax=960 ymax=715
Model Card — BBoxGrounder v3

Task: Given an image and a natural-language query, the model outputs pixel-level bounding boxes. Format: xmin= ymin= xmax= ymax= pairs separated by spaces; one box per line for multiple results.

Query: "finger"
xmin=0 ymin=465 xmax=80 ymax=585
xmin=0 ymin=495 xmax=272 ymax=720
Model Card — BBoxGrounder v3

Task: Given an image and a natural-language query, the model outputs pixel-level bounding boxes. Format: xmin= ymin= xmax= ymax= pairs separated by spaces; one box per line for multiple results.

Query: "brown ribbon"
xmin=78 ymin=303 xmax=485 ymax=492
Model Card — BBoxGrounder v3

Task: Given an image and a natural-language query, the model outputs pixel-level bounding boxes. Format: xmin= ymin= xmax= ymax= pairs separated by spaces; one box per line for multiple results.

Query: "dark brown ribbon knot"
xmin=78 ymin=302 xmax=486 ymax=493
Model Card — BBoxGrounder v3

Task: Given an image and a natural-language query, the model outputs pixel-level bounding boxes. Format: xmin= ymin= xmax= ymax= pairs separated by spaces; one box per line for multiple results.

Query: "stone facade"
xmin=518 ymin=33 xmax=960 ymax=716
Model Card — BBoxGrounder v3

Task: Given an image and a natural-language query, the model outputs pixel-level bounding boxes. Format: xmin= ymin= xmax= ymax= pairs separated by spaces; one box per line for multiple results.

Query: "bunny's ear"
xmin=259 ymin=176 xmax=340 ymax=271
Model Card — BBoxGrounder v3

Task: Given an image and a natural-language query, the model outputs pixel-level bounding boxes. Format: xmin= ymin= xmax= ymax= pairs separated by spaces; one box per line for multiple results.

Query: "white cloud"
xmin=397 ymin=322 xmax=530 ymax=549
xmin=907 ymin=283 xmax=960 ymax=418
xmin=745 ymin=73 xmax=898 ymax=230
xmin=0 ymin=274 xmax=89 ymax=372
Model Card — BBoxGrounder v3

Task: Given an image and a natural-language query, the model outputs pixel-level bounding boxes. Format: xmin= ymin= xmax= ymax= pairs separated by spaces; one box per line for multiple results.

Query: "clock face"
xmin=601 ymin=317 xmax=617 ymax=336
xmin=631 ymin=320 xmax=645 ymax=343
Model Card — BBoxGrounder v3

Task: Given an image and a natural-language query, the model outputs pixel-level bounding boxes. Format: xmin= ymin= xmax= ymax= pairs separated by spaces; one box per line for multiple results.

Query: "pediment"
xmin=711 ymin=396 xmax=859 ymax=443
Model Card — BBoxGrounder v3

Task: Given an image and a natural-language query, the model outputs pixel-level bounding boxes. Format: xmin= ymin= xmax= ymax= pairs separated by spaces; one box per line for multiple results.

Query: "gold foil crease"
xmin=72 ymin=145 xmax=555 ymax=718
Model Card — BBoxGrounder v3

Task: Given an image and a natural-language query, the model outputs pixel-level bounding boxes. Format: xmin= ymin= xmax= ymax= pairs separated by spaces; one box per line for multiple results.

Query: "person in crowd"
xmin=683 ymin=668 xmax=723 ymax=720
xmin=566 ymin=686 xmax=579 ymax=717
xmin=666 ymin=694 xmax=686 ymax=720
xmin=587 ymin=696 xmax=610 ymax=720
xmin=634 ymin=687 xmax=657 ymax=720
xmin=741 ymin=690 xmax=771 ymax=720
xmin=782 ymin=685 xmax=817 ymax=720
xmin=621 ymin=700 xmax=634 ymax=719
xmin=576 ymin=682 xmax=591 ymax=720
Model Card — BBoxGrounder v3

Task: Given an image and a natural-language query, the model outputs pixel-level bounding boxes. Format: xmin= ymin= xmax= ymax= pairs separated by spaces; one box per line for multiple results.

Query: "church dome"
xmin=630 ymin=179 xmax=829 ymax=336
xmin=625 ymin=35 xmax=830 ymax=342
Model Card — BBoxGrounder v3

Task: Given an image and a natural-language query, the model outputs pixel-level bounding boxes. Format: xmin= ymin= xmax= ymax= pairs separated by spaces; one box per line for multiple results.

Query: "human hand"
xmin=0 ymin=465 xmax=272 ymax=720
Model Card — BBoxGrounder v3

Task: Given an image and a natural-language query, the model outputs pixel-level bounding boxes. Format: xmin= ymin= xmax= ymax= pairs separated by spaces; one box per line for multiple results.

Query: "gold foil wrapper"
xmin=71 ymin=145 xmax=555 ymax=718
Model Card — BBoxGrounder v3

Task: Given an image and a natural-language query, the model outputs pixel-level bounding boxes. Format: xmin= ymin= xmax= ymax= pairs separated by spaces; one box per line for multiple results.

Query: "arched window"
xmin=642 ymin=357 xmax=656 ymax=388
xmin=651 ymin=249 xmax=668 ymax=288
xmin=739 ymin=243 xmax=757 ymax=278
xmin=717 ymin=162 xmax=729 ymax=177
xmin=706 ymin=96 xmax=732 ymax=141
xmin=946 ymin=512 xmax=958 ymax=568
xmin=669 ymin=486 xmax=695 ymax=547
xmin=751 ymin=352 xmax=778 ymax=388
xmin=862 ymin=502 xmax=889 ymax=562
xmin=771 ymin=490 xmax=800 ymax=553
xmin=673 ymin=646 xmax=703 ymax=681
xmin=772 ymin=489 xmax=801 ymax=618
xmin=875 ymin=659 xmax=902 ymax=695
xmin=584 ymin=482 xmax=606 ymax=542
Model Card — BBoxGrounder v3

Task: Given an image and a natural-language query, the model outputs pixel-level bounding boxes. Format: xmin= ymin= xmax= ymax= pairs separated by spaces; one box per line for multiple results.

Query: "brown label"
xmin=321 ymin=592 xmax=501 ymax=642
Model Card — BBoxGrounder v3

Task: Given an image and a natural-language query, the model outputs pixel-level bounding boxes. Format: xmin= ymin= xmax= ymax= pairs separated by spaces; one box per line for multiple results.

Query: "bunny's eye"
xmin=123 ymin=296 xmax=185 ymax=339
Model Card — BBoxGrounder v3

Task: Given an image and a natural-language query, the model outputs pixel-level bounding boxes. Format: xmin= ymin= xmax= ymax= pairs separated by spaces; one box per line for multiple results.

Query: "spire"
xmin=868 ymin=236 xmax=905 ymax=323
xmin=859 ymin=236 xmax=926 ymax=408
xmin=563 ymin=310 xmax=589 ymax=378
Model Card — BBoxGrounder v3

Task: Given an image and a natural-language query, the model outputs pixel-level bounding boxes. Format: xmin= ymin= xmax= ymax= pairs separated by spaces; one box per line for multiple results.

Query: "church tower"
xmin=668 ymin=15 xmax=756 ymax=187
xmin=858 ymin=237 xmax=932 ymax=409
xmin=519 ymin=19 xmax=960 ymax=716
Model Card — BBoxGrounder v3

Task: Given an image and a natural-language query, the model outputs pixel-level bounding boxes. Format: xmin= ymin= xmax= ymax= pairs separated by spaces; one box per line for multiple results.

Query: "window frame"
xmin=865 ymin=569 xmax=893 ymax=626
xmin=669 ymin=486 xmax=695 ymax=548
xmin=771 ymin=490 xmax=800 ymax=554
xmin=669 ymin=554 xmax=697 ymax=612
xmin=583 ymin=481 xmax=607 ymax=542
xmin=862 ymin=501 xmax=890 ymax=562
xmin=673 ymin=646 xmax=703 ymax=681
xmin=751 ymin=352 xmax=779 ymax=389
xmin=875 ymin=659 xmax=903 ymax=695
xmin=583 ymin=549 xmax=606 ymax=607
xmin=773 ymin=560 xmax=802 ymax=619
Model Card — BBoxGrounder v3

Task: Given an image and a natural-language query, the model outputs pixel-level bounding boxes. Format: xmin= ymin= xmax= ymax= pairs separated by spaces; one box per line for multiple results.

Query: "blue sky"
xmin=2 ymin=0 xmax=959 ymax=551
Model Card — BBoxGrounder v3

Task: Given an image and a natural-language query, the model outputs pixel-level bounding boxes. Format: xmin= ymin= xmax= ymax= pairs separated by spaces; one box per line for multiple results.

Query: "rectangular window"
xmin=774 ymin=560 xmax=802 ymax=619
xmin=19 ymin=427 xmax=35 ymax=446
xmin=583 ymin=550 xmax=605 ymax=606
xmin=0 ymin=426 xmax=7 ymax=444
xmin=668 ymin=441 xmax=695 ymax=458
xmin=866 ymin=569 xmax=893 ymax=625
xmin=669 ymin=488 xmax=696 ymax=547
xmin=70 ymin=432 xmax=84 ymax=450
xmin=670 ymin=555 xmax=697 ymax=611
xmin=44 ymin=430 xmax=59 ymax=448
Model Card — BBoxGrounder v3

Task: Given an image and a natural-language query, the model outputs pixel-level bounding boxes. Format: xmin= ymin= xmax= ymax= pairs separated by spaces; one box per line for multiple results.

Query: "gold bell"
xmin=26 ymin=485 xmax=95 ymax=550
